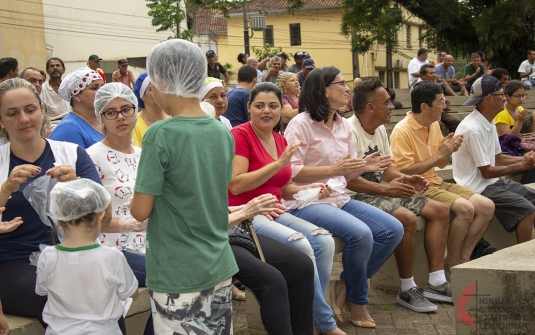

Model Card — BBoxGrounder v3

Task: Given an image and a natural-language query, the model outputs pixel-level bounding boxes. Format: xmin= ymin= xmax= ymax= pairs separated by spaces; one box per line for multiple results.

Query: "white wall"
xmin=42 ymin=0 xmax=188 ymax=75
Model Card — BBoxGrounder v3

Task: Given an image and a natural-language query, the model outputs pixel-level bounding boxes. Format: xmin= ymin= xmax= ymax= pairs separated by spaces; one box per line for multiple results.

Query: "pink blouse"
xmin=283 ymin=112 xmax=360 ymax=209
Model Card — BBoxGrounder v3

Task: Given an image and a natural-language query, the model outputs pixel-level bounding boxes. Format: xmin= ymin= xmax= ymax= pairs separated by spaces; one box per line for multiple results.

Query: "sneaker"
xmin=424 ymin=282 xmax=453 ymax=303
xmin=397 ymin=287 xmax=438 ymax=313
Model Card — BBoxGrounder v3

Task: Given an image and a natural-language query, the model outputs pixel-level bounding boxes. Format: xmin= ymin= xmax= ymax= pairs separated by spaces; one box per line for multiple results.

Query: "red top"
xmin=229 ymin=122 xmax=292 ymax=206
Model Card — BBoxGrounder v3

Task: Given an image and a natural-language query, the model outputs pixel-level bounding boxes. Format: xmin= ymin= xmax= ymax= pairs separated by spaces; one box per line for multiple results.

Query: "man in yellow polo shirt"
xmin=389 ymin=81 xmax=495 ymax=282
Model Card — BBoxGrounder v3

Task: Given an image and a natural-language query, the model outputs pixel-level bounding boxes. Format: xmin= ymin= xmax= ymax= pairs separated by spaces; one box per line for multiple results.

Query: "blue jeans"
xmin=289 ymin=200 xmax=403 ymax=305
xmin=123 ymin=251 xmax=154 ymax=335
xmin=253 ymin=213 xmax=337 ymax=332
xmin=522 ymin=78 xmax=535 ymax=90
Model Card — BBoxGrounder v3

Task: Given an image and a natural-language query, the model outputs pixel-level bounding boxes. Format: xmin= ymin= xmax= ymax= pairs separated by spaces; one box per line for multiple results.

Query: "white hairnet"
xmin=200 ymin=101 xmax=215 ymax=117
xmin=50 ymin=179 xmax=111 ymax=221
xmin=58 ymin=68 xmax=102 ymax=101
xmin=146 ymin=39 xmax=207 ymax=98
xmin=94 ymin=82 xmax=138 ymax=124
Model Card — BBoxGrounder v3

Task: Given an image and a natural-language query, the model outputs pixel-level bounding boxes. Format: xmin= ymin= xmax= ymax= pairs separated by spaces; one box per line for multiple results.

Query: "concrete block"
xmin=6 ymin=315 xmax=44 ymax=335
xmin=451 ymin=239 xmax=535 ymax=335
xmin=370 ymin=216 xmax=428 ymax=292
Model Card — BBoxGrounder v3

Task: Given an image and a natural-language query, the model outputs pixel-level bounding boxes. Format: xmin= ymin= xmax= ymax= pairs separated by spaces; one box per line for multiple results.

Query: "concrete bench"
xmin=452 ymin=239 xmax=535 ymax=334
xmin=7 ymin=288 xmax=151 ymax=335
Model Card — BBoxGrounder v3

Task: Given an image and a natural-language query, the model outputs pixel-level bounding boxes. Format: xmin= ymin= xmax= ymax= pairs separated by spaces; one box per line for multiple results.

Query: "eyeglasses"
xmin=101 ymin=105 xmax=136 ymax=120
xmin=490 ymin=93 xmax=505 ymax=98
xmin=329 ymin=80 xmax=348 ymax=87
xmin=511 ymin=94 xmax=528 ymax=99
xmin=427 ymin=98 xmax=446 ymax=107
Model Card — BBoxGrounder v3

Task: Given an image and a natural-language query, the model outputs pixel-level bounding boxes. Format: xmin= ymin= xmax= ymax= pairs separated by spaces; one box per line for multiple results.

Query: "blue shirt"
xmin=0 ymin=142 xmax=101 ymax=262
xmin=50 ymin=112 xmax=104 ymax=149
xmin=435 ymin=63 xmax=456 ymax=80
xmin=224 ymin=87 xmax=250 ymax=127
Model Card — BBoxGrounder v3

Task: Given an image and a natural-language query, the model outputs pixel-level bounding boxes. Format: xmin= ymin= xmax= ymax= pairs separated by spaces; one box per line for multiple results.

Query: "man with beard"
xmin=40 ymin=57 xmax=70 ymax=121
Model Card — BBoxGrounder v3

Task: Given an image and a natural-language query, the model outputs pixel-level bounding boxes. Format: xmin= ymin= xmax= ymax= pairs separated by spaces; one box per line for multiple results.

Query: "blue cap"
xmin=206 ymin=50 xmax=216 ymax=56
xmin=133 ymin=71 xmax=149 ymax=109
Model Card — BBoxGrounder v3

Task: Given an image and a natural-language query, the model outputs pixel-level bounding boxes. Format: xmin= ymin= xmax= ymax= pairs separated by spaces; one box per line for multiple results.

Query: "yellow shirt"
xmin=132 ymin=113 xmax=148 ymax=148
xmin=390 ymin=112 xmax=444 ymax=185
xmin=493 ymin=106 xmax=524 ymax=128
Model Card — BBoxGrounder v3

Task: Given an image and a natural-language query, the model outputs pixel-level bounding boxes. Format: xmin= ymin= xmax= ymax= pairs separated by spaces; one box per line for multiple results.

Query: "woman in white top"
xmin=86 ymin=83 xmax=153 ymax=335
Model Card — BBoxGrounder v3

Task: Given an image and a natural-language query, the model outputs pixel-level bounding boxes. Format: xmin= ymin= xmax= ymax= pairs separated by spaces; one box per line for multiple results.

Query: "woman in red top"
xmin=228 ymin=82 xmax=346 ymax=335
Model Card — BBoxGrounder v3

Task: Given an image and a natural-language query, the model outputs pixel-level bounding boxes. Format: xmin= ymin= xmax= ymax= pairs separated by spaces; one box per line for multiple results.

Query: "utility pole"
xmin=351 ymin=29 xmax=360 ymax=79
xmin=243 ymin=3 xmax=250 ymax=55
xmin=386 ymin=43 xmax=393 ymax=88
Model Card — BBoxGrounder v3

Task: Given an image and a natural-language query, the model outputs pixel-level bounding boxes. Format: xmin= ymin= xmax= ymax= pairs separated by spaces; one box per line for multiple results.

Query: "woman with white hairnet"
xmin=86 ymin=82 xmax=154 ymax=335
xmin=36 ymin=178 xmax=138 ymax=335
xmin=200 ymin=77 xmax=232 ymax=130
xmin=130 ymin=39 xmax=237 ymax=334
xmin=50 ymin=67 xmax=105 ymax=148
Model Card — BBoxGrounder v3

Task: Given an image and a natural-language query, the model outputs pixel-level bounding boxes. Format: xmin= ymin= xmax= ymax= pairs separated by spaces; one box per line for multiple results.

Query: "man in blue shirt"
xmin=435 ymin=55 xmax=467 ymax=96
xmin=297 ymin=58 xmax=316 ymax=87
xmin=224 ymin=66 xmax=257 ymax=127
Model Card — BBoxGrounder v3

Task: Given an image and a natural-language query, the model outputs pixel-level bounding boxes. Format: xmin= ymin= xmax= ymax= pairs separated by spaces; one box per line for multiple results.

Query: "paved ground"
xmin=232 ymin=254 xmax=457 ymax=335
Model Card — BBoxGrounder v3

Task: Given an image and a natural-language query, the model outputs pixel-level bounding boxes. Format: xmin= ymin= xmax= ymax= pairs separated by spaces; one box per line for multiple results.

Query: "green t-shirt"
xmin=463 ymin=64 xmax=485 ymax=84
xmin=135 ymin=115 xmax=237 ymax=293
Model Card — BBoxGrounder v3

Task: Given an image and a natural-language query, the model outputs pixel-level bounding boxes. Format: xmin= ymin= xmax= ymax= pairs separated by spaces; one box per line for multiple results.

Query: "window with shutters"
xmin=264 ymin=25 xmax=274 ymax=46
xmin=406 ymin=25 xmax=411 ymax=47
xmin=290 ymin=23 xmax=301 ymax=46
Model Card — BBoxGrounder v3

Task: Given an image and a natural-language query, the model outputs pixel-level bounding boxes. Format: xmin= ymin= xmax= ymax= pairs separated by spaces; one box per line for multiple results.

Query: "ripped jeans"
xmin=253 ymin=213 xmax=336 ymax=332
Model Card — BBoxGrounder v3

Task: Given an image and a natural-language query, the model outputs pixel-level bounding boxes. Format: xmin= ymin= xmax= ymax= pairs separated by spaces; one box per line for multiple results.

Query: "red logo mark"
xmin=456 ymin=279 xmax=475 ymax=332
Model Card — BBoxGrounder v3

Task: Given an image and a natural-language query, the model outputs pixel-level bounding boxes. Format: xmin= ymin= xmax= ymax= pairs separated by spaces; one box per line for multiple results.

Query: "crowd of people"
xmin=0 ymin=41 xmax=535 ymax=335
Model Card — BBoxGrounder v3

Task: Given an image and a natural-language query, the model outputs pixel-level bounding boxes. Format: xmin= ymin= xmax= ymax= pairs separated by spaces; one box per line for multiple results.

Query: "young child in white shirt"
xmin=36 ymin=178 xmax=138 ymax=335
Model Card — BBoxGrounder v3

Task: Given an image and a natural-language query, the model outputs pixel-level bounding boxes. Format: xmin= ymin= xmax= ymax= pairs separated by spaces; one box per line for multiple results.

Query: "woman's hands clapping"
xmin=241 ymin=194 xmax=286 ymax=221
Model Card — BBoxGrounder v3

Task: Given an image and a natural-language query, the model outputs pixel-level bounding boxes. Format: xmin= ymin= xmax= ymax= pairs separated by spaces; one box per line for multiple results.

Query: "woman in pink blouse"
xmin=284 ymin=66 xmax=404 ymax=328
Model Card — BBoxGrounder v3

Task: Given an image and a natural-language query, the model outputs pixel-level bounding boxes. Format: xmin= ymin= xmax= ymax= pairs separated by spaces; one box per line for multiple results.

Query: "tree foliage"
xmin=147 ymin=0 xmax=306 ymax=41
xmin=340 ymin=0 xmax=535 ymax=77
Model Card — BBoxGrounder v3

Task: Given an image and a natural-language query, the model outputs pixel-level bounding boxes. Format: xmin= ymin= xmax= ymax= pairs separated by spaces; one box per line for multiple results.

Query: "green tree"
xmin=340 ymin=0 xmax=535 ymax=77
xmin=147 ymin=0 xmax=306 ymax=41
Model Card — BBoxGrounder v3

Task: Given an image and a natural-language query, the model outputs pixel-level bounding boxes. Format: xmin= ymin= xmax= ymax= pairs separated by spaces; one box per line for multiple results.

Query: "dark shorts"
xmin=353 ymin=193 xmax=430 ymax=216
xmin=480 ymin=179 xmax=535 ymax=232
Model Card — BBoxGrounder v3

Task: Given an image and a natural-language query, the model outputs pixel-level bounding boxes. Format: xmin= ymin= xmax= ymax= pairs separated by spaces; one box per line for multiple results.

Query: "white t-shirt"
xmin=86 ymin=142 xmax=146 ymax=254
xmin=407 ymin=58 xmax=430 ymax=87
xmin=220 ymin=115 xmax=232 ymax=130
xmin=36 ymin=244 xmax=138 ymax=335
xmin=348 ymin=115 xmax=392 ymax=183
xmin=518 ymin=59 xmax=535 ymax=80
xmin=40 ymin=81 xmax=70 ymax=120
xmin=452 ymin=108 xmax=500 ymax=193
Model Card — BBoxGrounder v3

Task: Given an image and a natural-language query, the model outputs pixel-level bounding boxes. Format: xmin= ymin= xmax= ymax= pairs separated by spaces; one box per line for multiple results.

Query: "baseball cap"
xmin=302 ymin=52 xmax=311 ymax=59
xmin=118 ymin=59 xmax=128 ymax=66
xmin=303 ymin=58 xmax=315 ymax=69
xmin=88 ymin=54 xmax=102 ymax=61
xmin=294 ymin=51 xmax=305 ymax=59
xmin=206 ymin=50 xmax=216 ymax=57
xmin=463 ymin=75 xmax=502 ymax=106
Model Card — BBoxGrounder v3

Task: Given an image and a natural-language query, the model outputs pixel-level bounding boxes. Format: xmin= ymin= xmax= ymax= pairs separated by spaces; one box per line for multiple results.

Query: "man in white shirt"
xmin=453 ymin=75 xmax=535 ymax=243
xmin=518 ymin=50 xmax=535 ymax=90
xmin=407 ymin=48 xmax=429 ymax=87
xmin=346 ymin=79 xmax=451 ymax=313
xmin=40 ymin=58 xmax=70 ymax=121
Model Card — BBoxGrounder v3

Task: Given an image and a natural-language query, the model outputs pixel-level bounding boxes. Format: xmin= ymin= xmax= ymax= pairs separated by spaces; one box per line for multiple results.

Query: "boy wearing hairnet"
xmin=130 ymin=40 xmax=237 ymax=334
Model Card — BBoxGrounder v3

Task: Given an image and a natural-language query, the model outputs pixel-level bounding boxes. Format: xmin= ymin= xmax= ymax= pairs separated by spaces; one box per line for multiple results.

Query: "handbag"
xmin=520 ymin=132 xmax=535 ymax=151
xmin=228 ymin=217 xmax=266 ymax=262
xmin=228 ymin=218 xmax=256 ymax=251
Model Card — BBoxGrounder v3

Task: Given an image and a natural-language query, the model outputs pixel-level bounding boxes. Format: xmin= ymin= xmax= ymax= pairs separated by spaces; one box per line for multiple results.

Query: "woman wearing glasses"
xmin=86 ymin=83 xmax=153 ymax=335
xmin=494 ymin=80 xmax=533 ymax=136
xmin=50 ymin=68 xmax=105 ymax=149
xmin=283 ymin=67 xmax=403 ymax=329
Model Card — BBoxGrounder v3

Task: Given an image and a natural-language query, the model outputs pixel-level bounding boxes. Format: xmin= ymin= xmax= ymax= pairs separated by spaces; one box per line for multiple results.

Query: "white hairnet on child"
xmin=94 ymin=82 xmax=138 ymax=124
xmin=50 ymin=179 xmax=111 ymax=221
xmin=146 ymin=39 xmax=207 ymax=98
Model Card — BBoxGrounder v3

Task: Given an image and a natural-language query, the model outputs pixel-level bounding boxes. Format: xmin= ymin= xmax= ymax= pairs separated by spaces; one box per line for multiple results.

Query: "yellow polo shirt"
xmin=390 ymin=112 xmax=444 ymax=185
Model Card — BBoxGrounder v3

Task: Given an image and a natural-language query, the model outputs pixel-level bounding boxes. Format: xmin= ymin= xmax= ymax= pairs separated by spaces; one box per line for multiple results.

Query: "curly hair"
xmin=0 ymin=78 xmax=50 ymax=140
xmin=276 ymin=72 xmax=298 ymax=95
